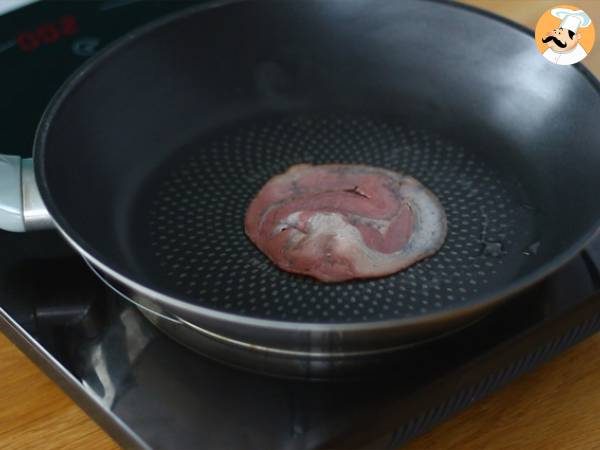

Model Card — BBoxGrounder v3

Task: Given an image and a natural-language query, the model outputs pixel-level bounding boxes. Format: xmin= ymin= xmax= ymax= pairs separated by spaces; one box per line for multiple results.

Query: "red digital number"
xmin=36 ymin=24 xmax=60 ymax=44
xmin=60 ymin=15 xmax=79 ymax=36
xmin=16 ymin=32 xmax=39 ymax=52
xmin=16 ymin=14 xmax=78 ymax=52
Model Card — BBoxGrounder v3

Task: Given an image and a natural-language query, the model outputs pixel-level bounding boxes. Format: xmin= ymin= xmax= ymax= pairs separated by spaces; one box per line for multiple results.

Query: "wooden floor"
xmin=2 ymin=1 xmax=600 ymax=449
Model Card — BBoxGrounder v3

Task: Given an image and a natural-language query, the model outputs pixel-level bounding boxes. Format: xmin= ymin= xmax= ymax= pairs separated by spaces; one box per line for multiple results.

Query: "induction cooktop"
xmin=1 ymin=2 xmax=600 ymax=449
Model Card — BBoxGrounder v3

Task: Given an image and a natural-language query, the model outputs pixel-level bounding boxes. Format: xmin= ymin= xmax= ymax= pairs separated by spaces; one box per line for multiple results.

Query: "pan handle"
xmin=0 ymin=154 xmax=53 ymax=232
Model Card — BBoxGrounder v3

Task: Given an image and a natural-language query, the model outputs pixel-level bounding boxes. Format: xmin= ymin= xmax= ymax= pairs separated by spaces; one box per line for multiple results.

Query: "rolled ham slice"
xmin=245 ymin=164 xmax=447 ymax=282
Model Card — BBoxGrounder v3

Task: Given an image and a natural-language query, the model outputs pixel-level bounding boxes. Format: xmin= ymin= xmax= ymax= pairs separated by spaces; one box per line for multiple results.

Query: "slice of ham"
xmin=245 ymin=164 xmax=447 ymax=282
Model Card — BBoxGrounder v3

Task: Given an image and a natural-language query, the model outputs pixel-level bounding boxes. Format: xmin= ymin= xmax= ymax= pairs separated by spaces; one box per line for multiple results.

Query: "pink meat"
xmin=245 ymin=164 xmax=447 ymax=282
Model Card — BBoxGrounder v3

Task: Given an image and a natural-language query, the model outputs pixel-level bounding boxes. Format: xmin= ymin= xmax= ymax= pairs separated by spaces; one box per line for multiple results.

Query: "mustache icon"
xmin=542 ymin=35 xmax=568 ymax=48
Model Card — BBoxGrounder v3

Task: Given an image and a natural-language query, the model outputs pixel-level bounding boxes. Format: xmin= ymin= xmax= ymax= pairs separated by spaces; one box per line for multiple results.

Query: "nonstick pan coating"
xmin=34 ymin=0 xmax=600 ymax=351
xmin=133 ymin=113 xmax=534 ymax=323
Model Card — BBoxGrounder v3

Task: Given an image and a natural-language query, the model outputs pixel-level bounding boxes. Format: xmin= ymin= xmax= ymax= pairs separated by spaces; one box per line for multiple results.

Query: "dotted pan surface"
xmin=135 ymin=115 xmax=534 ymax=323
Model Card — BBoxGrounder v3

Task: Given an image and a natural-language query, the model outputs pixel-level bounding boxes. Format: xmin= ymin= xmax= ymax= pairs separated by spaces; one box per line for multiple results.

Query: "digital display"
xmin=16 ymin=15 xmax=79 ymax=52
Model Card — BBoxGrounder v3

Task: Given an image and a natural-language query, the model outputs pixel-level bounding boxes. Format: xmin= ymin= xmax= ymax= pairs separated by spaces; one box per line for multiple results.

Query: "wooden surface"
xmin=0 ymin=333 xmax=117 ymax=450
xmin=2 ymin=2 xmax=600 ymax=449
xmin=4 ymin=331 xmax=600 ymax=449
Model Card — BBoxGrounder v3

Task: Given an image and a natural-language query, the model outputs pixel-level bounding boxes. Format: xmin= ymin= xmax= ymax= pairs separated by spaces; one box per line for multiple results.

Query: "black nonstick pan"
xmin=1 ymin=0 xmax=599 ymax=378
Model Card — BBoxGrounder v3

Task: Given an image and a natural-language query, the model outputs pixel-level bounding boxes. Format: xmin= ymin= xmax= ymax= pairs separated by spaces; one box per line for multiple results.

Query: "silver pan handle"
xmin=0 ymin=154 xmax=53 ymax=232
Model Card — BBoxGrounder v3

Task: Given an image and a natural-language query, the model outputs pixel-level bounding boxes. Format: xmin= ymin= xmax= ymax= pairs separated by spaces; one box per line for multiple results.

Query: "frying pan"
xmin=1 ymin=0 xmax=600 ymax=379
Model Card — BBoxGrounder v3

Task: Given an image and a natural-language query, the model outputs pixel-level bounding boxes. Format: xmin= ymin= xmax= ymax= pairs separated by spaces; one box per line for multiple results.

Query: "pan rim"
xmin=33 ymin=0 xmax=600 ymax=333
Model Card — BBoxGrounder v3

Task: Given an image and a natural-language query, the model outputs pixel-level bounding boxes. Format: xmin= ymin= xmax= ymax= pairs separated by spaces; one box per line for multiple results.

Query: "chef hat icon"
xmin=551 ymin=8 xmax=592 ymax=33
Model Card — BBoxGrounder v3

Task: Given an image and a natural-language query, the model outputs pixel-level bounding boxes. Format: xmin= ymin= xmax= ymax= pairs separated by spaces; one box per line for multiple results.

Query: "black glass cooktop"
xmin=1 ymin=2 xmax=600 ymax=449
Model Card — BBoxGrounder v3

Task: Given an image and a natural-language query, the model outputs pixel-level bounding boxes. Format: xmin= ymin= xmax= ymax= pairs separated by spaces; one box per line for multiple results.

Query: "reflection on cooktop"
xmin=2 ymin=226 xmax=597 ymax=449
